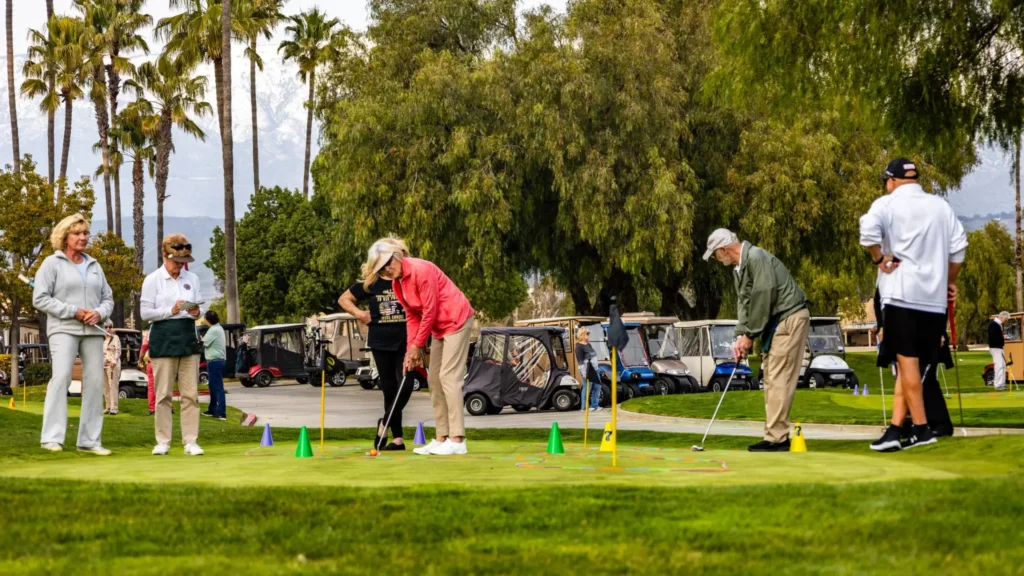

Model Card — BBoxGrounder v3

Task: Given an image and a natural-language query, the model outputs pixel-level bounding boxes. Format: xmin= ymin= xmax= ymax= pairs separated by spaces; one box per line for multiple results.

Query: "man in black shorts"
xmin=860 ymin=158 xmax=967 ymax=451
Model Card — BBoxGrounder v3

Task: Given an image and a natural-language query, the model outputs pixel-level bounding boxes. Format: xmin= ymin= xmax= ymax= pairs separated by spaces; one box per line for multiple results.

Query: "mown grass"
xmin=3 ymin=393 xmax=1024 ymax=574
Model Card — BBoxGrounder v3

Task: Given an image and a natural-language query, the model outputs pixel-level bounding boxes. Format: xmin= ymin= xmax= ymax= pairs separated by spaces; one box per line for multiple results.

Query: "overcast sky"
xmin=10 ymin=0 xmax=567 ymax=57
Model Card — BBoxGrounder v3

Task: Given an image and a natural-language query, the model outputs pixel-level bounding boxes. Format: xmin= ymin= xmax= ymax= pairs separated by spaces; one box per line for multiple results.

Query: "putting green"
xmin=1 ymin=440 xmax=965 ymax=488
xmin=829 ymin=391 xmax=1024 ymax=410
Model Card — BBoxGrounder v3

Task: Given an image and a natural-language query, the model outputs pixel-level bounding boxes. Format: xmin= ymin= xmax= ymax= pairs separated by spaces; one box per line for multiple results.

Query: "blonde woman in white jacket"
xmin=33 ymin=214 xmax=114 ymax=455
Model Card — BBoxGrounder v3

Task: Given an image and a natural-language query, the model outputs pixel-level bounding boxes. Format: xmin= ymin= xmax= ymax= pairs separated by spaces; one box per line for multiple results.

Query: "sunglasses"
xmin=171 ymin=243 xmax=192 ymax=251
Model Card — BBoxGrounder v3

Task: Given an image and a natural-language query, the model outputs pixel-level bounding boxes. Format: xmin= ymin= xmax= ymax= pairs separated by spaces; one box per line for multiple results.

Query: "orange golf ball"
xmin=370 ymin=449 xmax=378 ymax=457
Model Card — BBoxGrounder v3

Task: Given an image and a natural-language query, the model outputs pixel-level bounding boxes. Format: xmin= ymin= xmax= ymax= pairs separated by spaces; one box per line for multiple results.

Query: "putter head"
xmin=691 ymin=445 xmax=704 ymax=452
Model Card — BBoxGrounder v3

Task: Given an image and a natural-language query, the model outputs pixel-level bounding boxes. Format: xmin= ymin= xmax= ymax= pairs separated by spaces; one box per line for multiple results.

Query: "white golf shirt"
xmin=859 ymin=183 xmax=967 ymax=314
xmin=140 ymin=265 xmax=202 ymax=322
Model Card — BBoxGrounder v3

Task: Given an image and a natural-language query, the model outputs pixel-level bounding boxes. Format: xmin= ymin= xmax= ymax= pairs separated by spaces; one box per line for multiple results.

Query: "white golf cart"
xmin=800 ymin=317 xmax=858 ymax=389
xmin=675 ymin=320 xmax=756 ymax=392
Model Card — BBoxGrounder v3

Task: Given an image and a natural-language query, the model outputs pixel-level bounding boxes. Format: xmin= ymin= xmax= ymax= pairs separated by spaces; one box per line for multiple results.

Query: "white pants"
xmin=41 ymin=334 xmax=105 ymax=448
xmin=990 ymin=349 xmax=1007 ymax=389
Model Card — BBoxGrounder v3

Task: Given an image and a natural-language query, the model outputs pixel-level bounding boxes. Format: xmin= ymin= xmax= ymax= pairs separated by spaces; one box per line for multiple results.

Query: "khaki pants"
xmin=428 ymin=319 xmax=473 ymax=438
xmin=152 ymin=355 xmax=200 ymax=446
xmin=104 ymin=365 xmax=121 ymax=413
xmin=762 ymin=308 xmax=811 ymax=443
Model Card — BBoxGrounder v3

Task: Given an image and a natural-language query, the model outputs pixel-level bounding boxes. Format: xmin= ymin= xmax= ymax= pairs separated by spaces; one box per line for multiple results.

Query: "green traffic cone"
xmin=546 ymin=422 xmax=565 ymax=455
xmin=295 ymin=426 xmax=314 ymax=458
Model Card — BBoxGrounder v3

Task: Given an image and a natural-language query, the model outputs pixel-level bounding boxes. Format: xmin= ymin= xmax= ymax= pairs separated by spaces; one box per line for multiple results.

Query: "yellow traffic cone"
xmin=790 ymin=422 xmax=807 ymax=452
xmin=599 ymin=421 xmax=616 ymax=452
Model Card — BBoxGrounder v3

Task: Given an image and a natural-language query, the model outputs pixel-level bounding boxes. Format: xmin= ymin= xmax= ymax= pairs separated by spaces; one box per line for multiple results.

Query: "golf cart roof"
xmin=621 ymin=312 xmax=680 ymax=325
xmin=480 ymin=326 xmax=567 ymax=339
xmin=515 ymin=316 xmax=605 ymax=325
xmin=674 ymin=319 xmax=738 ymax=328
xmin=248 ymin=323 xmax=306 ymax=332
xmin=18 ymin=343 xmax=49 ymax=349
xmin=319 ymin=312 xmax=356 ymax=322
xmin=811 ymin=317 xmax=841 ymax=323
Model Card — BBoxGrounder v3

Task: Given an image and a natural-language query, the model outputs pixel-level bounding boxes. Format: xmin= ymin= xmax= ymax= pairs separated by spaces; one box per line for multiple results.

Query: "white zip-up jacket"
xmin=859 ymin=183 xmax=968 ymax=314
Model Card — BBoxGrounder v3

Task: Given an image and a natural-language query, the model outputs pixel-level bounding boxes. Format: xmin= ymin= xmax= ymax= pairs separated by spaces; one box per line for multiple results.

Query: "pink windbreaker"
xmin=393 ymin=258 xmax=474 ymax=349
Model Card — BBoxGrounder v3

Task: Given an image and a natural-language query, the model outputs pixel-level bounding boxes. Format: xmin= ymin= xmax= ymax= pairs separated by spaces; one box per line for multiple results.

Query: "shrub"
xmin=23 ymin=362 xmax=52 ymax=386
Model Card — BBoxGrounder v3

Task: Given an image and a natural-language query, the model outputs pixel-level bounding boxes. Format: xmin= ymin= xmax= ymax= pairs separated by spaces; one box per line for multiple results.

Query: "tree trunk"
xmin=213 ymin=57 xmax=226 ymax=146
xmin=6 ymin=0 xmax=20 ymax=174
xmin=113 ymin=159 xmax=122 ymax=237
xmin=10 ymin=312 xmax=19 ymax=390
xmin=1016 ymin=133 xmax=1022 ymax=313
xmin=154 ymin=113 xmax=172 ymax=268
xmin=93 ymin=66 xmax=113 ymax=232
xmin=132 ymin=154 xmax=145 ymax=328
xmin=222 ymin=0 xmax=240 ymax=324
xmin=46 ymin=0 xmax=54 ymax=184
xmin=302 ymin=72 xmax=314 ymax=199
xmin=250 ymin=36 xmax=260 ymax=196
xmin=59 ymin=93 xmax=73 ymax=195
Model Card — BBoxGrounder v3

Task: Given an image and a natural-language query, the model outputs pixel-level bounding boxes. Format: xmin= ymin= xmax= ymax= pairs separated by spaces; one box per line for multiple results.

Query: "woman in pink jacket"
xmin=371 ymin=240 xmax=474 ymax=456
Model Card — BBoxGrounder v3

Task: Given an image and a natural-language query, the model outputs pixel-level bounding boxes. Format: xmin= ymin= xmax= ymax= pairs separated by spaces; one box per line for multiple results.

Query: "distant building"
xmin=840 ymin=300 xmax=877 ymax=347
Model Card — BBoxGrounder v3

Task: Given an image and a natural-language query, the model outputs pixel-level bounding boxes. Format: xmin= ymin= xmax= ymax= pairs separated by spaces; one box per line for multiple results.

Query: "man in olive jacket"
xmin=704 ymin=229 xmax=811 ymax=452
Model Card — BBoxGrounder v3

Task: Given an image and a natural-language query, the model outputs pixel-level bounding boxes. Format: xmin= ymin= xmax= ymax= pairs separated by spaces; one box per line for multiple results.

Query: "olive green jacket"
xmin=734 ymin=242 xmax=808 ymax=342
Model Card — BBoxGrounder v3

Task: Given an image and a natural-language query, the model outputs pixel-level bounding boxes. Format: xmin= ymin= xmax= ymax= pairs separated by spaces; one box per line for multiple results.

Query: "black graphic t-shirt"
xmin=348 ymin=278 xmax=407 ymax=352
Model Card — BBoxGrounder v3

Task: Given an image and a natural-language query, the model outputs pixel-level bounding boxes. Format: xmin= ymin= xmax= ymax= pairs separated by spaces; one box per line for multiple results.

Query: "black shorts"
xmin=877 ymin=305 xmax=946 ymax=368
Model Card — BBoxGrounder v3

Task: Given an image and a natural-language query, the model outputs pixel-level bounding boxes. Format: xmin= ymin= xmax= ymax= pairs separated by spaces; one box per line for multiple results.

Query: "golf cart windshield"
xmin=808 ymin=322 xmax=844 ymax=355
xmin=620 ymin=329 xmax=649 ymax=367
xmin=641 ymin=325 xmax=679 ymax=359
xmin=586 ymin=325 xmax=610 ymax=361
xmin=709 ymin=325 xmax=736 ymax=360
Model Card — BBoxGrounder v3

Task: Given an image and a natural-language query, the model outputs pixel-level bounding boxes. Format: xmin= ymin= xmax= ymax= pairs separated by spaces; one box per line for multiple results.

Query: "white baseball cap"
xmin=703 ymin=228 xmax=739 ymax=261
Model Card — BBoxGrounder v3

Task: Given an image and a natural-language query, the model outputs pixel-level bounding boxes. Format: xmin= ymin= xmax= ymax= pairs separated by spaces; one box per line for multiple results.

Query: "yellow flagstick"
xmin=319 ymin=370 xmax=326 ymax=456
xmin=583 ymin=381 xmax=590 ymax=451
xmin=611 ymin=348 xmax=618 ymax=468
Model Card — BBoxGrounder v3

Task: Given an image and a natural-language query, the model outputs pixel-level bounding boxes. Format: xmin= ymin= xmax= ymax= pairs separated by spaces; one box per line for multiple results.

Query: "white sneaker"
xmin=430 ymin=439 xmax=468 ymax=456
xmin=40 ymin=443 xmax=63 ymax=452
xmin=77 ymin=446 xmax=112 ymax=456
xmin=152 ymin=443 xmax=171 ymax=456
xmin=594 ymin=406 xmax=603 ymax=412
xmin=413 ymin=439 xmax=443 ymax=455
xmin=183 ymin=443 xmax=205 ymax=456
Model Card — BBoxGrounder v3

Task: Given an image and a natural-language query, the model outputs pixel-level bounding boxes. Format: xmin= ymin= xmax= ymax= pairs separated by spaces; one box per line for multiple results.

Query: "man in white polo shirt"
xmin=860 ymin=158 xmax=968 ymax=451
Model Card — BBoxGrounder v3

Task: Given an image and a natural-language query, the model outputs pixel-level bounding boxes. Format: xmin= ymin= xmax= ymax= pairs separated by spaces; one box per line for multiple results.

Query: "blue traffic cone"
xmin=861 ymin=383 xmax=869 ymax=396
xmin=414 ymin=422 xmax=426 ymax=445
xmin=260 ymin=423 xmax=274 ymax=447
xmin=852 ymin=384 xmax=860 ymax=395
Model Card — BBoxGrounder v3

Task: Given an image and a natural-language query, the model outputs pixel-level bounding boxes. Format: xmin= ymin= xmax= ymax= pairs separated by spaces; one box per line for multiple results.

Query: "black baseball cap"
xmin=881 ymin=158 xmax=918 ymax=182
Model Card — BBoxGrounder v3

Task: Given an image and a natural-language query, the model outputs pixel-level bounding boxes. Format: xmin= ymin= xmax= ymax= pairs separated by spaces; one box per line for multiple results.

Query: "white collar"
xmin=158 ymin=264 xmax=186 ymax=281
xmin=996 ymin=318 xmax=1004 ymax=326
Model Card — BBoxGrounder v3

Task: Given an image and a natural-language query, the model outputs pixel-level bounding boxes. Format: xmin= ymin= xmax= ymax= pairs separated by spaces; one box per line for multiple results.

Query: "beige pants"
xmin=762 ymin=308 xmax=811 ymax=443
xmin=152 ymin=355 xmax=200 ymax=446
xmin=104 ymin=365 xmax=121 ymax=413
xmin=428 ymin=319 xmax=473 ymax=438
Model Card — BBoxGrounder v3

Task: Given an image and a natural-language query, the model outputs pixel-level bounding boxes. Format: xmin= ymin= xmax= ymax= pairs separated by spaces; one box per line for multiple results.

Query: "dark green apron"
xmin=149 ymin=318 xmax=202 ymax=358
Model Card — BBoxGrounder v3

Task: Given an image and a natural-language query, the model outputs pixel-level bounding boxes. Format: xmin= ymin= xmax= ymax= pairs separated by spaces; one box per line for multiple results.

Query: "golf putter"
xmin=939 ymin=365 xmax=951 ymax=398
xmin=692 ymin=363 xmax=739 ymax=452
xmin=375 ymin=374 xmax=410 ymax=452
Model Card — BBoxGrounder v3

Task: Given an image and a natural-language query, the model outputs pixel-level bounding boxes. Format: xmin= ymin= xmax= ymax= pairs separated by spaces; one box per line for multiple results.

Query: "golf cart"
xmin=800 ymin=317 xmax=858 ymax=389
xmin=463 ymin=327 xmax=580 ymax=415
xmin=586 ymin=322 xmax=656 ymax=403
xmin=241 ymin=323 xmax=345 ymax=388
xmin=197 ymin=323 xmax=247 ymax=383
xmin=623 ymin=313 xmax=699 ymax=395
xmin=317 ymin=313 xmax=371 ymax=386
xmin=514 ymin=316 xmax=606 ymax=384
xmin=675 ymin=320 xmax=756 ymax=392
xmin=354 ymin=348 xmax=429 ymax=391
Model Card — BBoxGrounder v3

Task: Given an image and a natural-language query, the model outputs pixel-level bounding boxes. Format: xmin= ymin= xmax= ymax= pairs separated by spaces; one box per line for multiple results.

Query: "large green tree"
xmin=206 ymin=186 xmax=337 ymax=325
xmin=955 ymin=221 xmax=1017 ymax=345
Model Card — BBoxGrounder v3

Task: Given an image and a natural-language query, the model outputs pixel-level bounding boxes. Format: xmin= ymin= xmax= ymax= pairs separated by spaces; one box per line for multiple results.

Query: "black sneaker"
xmin=748 ymin=438 xmax=790 ymax=452
xmin=900 ymin=424 xmax=938 ymax=450
xmin=870 ymin=424 xmax=903 ymax=452
xmin=382 ymin=442 xmax=406 ymax=451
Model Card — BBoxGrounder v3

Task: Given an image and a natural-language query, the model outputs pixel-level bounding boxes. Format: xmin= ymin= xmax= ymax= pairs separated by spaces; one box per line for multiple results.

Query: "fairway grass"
xmin=2 ymin=398 xmax=1023 ymax=574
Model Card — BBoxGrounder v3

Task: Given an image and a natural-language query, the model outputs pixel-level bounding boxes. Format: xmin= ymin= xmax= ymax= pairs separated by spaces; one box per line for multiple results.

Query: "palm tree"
xmin=279 ymin=9 xmax=339 ymax=199
xmin=220 ymin=0 xmax=240 ymax=324
xmin=22 ymin=16 xmax=102 ymax=195
xmin=75 ymin=2 xmax=115 ymax=232
xmin=123 ymin=56 xmax=212 ymax=267
xmin=238 ymin=0 xmax=284 ymax=196
xmin=45 ymin=0 xmax=55 ymax=182
xmin=76 ymin=0 xmax=152 ymax=237
xmin=109 ymin=107 xmax=155 ymax=327
xmin=6 ymin=0 xmax=20 ymax=174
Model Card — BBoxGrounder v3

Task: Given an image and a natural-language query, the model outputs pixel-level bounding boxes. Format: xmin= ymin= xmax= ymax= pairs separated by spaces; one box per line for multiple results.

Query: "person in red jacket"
xmin=372 ymin=241 xmax=475 ymax=456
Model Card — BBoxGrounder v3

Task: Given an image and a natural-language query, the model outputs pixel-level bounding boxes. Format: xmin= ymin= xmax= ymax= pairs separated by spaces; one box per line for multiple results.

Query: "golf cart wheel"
xmin=465 ymin=392 xmax=490 ymax=416
xmin=118 ymin=385 xmax=135 ymax=399
xmin=553 ymin=389 xmax=575 ymax=412
xmin=653 ymin=378 xmax=671 ymax=396
xmin=308 ymin=374 xmax=322 ymax=387
xmin=359 ymin=380 xmax=376 ymax=390
xmin=599 ymin=384 xmax=612 ymax=407
xmin=810 ymin=372 xmax=825 ymax=389
xmin=709 ymin=376 xmax=726 ymax=393
xmin=411 ymin=375 xmax=422 ymax=392
xmin=199 ymin=371 xmax=209 ymax=385
xmin=329 ymin=371 xmax=346 ymax=387
xmin=513 ymin=405 xmax=531 ymax=412
xmin=848 ymin=373 xmax=860 ymax=391
xmin=240 ymin=378 xmax=255 ymax=388
xmin=255 ymin=371 xmax=273 ymax=388
xmin=486 ymin=404 xmax=503 ymax=415
xmin=622 ymin=384 xmax=636 ymax=401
